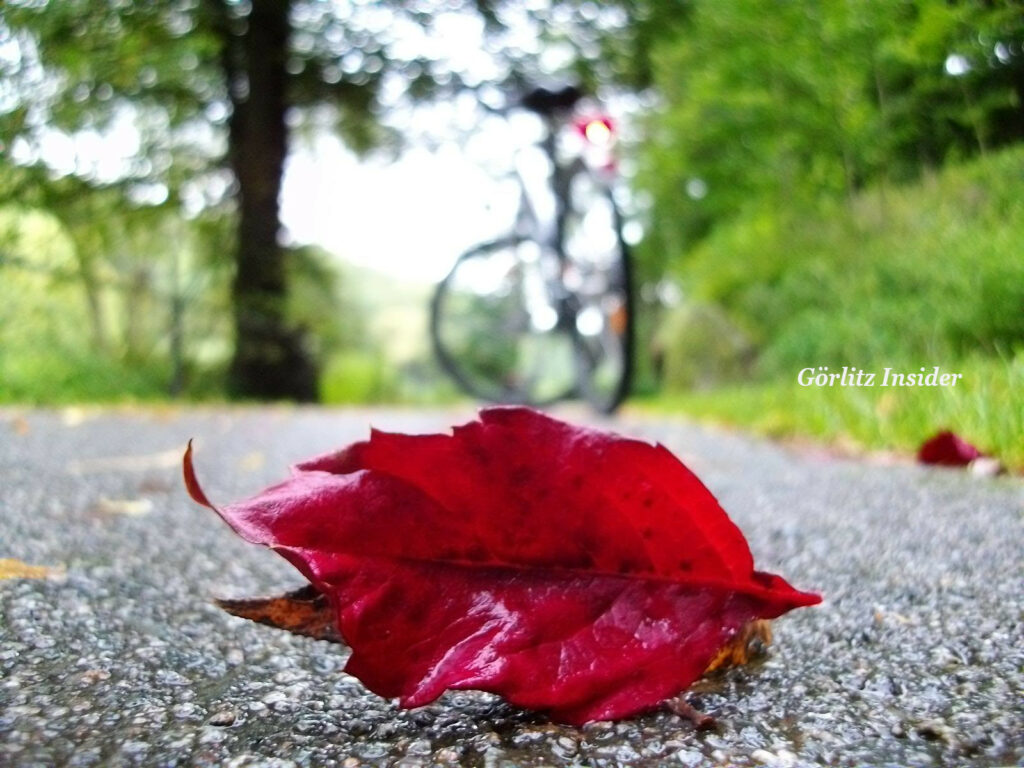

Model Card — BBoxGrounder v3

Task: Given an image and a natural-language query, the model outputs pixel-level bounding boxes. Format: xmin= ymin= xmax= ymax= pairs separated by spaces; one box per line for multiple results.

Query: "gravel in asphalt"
xmin=1 ymin=406 xmax=1021 ymax=767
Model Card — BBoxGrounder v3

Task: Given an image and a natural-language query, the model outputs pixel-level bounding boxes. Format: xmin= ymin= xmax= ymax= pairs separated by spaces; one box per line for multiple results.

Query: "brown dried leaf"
xmin=702 ymin=619 xmax=773 ymax=673
xmin=92 ymin=497 xmax=154 ymax=517
xmin=0 ymin=558 xmax=64 ymax=581
xmin=215 ymin=585 xmax=343 ymax=643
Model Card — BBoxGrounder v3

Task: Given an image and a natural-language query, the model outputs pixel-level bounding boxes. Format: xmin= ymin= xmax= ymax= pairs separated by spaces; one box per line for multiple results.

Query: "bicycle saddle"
xmin=520 ymin=84 xmax=584 ymax=115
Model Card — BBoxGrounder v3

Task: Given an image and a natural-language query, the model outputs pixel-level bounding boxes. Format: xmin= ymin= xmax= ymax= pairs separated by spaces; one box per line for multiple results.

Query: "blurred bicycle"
xmin=430 ymin=84 xmax=633 ymax=414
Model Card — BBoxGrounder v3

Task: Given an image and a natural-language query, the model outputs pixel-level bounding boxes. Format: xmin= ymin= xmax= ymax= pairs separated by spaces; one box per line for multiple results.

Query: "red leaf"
xmin=185 ymin=408 xmax=820 ymax=725
xmin=917 ymin=430 xmax=983 ymax=466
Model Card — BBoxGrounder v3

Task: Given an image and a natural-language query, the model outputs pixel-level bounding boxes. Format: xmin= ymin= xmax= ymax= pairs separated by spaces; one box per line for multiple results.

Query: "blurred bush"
xmin=638 ymin=0 xmax=1024 ymax=395
xmin=654 ymin=146 xmax=1024 ymax=389
xmin=654 ymin=302 xmax=753 ymax=392
xmin=320 ymin=351 xmax=399 ymax=404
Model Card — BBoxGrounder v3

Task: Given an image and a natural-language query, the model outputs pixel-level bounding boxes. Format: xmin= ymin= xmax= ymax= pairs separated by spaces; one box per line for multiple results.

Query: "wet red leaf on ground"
xmin=917 ymin=430 xmax=984 ymax=466
xmin=185 ymin=407 xmax=820 ymax=725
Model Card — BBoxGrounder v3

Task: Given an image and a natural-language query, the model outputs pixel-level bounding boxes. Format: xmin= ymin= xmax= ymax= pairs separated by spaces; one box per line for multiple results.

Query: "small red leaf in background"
xmin=917 ymin=430 xmax=983 ymax=466
xmin=185 ymin=408 xmax=820 ymax=725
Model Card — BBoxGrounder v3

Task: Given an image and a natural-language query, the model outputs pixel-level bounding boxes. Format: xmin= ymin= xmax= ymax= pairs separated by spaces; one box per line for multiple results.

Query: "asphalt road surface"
xmin=1 ymin=406 xmax=1021 ymax=767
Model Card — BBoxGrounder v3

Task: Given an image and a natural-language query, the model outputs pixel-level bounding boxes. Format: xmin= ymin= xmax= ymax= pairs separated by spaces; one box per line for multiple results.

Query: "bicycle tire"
xmin=430 ymin=236 xmax=578 ymax=407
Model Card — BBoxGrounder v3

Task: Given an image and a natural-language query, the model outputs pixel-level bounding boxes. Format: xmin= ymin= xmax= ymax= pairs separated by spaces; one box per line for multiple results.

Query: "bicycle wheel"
xmin=431 ymin=237 xmax=577 ymax=406
xmin=561 ymin=169 xmax=634 ymax=413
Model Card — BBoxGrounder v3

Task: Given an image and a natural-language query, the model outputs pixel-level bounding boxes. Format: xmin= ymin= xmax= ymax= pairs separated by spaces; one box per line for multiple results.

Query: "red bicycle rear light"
xmin=576 ymin=117 xmax=615 ymax=146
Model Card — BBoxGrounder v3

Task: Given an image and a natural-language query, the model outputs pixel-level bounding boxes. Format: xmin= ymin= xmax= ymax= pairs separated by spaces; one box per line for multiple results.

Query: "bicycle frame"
xmin=508 ymin=114 xmax=592 ymax=262
xmin=504 ymin=113 xmax=607 ymax=339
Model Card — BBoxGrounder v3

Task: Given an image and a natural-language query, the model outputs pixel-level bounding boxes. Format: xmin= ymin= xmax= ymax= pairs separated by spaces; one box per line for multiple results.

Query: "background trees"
xmin=642 ymin=0 xmax=1024 ymax=258
xmin=1 ymin=0 xmax=1021 ymax=411
xmin=1 ymin=0 xmax=675 ymax=400
xmin=2 ymin=0 xmax=521 ymax=399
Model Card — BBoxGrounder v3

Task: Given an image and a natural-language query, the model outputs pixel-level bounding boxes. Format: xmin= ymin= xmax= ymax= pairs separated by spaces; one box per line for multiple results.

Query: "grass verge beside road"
xmin=639 ymin=354 xmax=1023 ymax=470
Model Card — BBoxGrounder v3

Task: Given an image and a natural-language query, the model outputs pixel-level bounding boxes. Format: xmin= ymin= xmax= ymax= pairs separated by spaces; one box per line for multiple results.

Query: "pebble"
xmin=751 ymin=748 xmax=798 ymax=766
xmin=207 ymin=708 xmax=237 ymax=727
xmin=406 ymin=738 xmax=431 ymax=755
xmin=173 ymin=703 xmax=199 ymax=719
xmin=553 ymin=735 xmax=578 ymax=757
xmin=198 ymin=727 xmax=226 ymax=745
xmin=916 ymin=719 xmax=954 ymax=742
xmin=120 ymin=740 xmax=149 ymax=756
xmin=262 ymin=691 xmax=289 ymax=706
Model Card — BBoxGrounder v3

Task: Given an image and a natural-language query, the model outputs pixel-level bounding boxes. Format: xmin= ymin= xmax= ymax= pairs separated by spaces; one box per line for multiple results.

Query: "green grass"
xmin=0 ymin=350 xmax=226 ymax=404
xmin=319 ymin=351 xmax=400 ymax=405
xmin=639 ymin=354 xmax=1023 ymax=469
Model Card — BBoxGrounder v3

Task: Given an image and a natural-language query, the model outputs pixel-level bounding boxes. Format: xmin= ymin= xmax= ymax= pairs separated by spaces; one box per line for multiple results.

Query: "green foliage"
xmin=0 ymin=350 xmax=198 ymax=404
xmin=0 ymin=200 xmax=231 ymax=402
xmin=640 ymin=0 xmax=1024 ymax=260
xmin=0 ymin=193 xmax=455 ymax=405
xmin=675 ymin=146 xmax=1024 ymax=377
xmin=285 ymin=245 xmax=366 ymax=358
xmin=531 ymin=0 xmax=692 ymax=93
xmin=0 ymin=0 xmax=491 ymax=170
xmin=654 ymin=302 xmax=752 ymax=391
xmin=320 ymin=351 xmax=398 ymax=405
xmin=646 ymin=146 xmax=1024 ymax=466
xmin=640 ymin=0 xmax=1024 ymax=459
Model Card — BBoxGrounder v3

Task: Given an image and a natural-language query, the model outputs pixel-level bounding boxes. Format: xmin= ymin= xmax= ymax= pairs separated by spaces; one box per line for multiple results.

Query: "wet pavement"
xmin=1 ymin=406 xmax=1022 ymax=767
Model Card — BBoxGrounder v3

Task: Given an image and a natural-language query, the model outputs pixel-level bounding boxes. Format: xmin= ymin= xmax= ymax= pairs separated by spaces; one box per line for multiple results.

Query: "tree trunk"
xmin=224 ymin=0 xmax=317 ymax=401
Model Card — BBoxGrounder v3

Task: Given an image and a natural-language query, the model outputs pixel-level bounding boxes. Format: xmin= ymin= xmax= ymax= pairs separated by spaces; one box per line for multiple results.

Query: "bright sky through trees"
xmin=282 ymin=137 xmax=509 ymax=283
